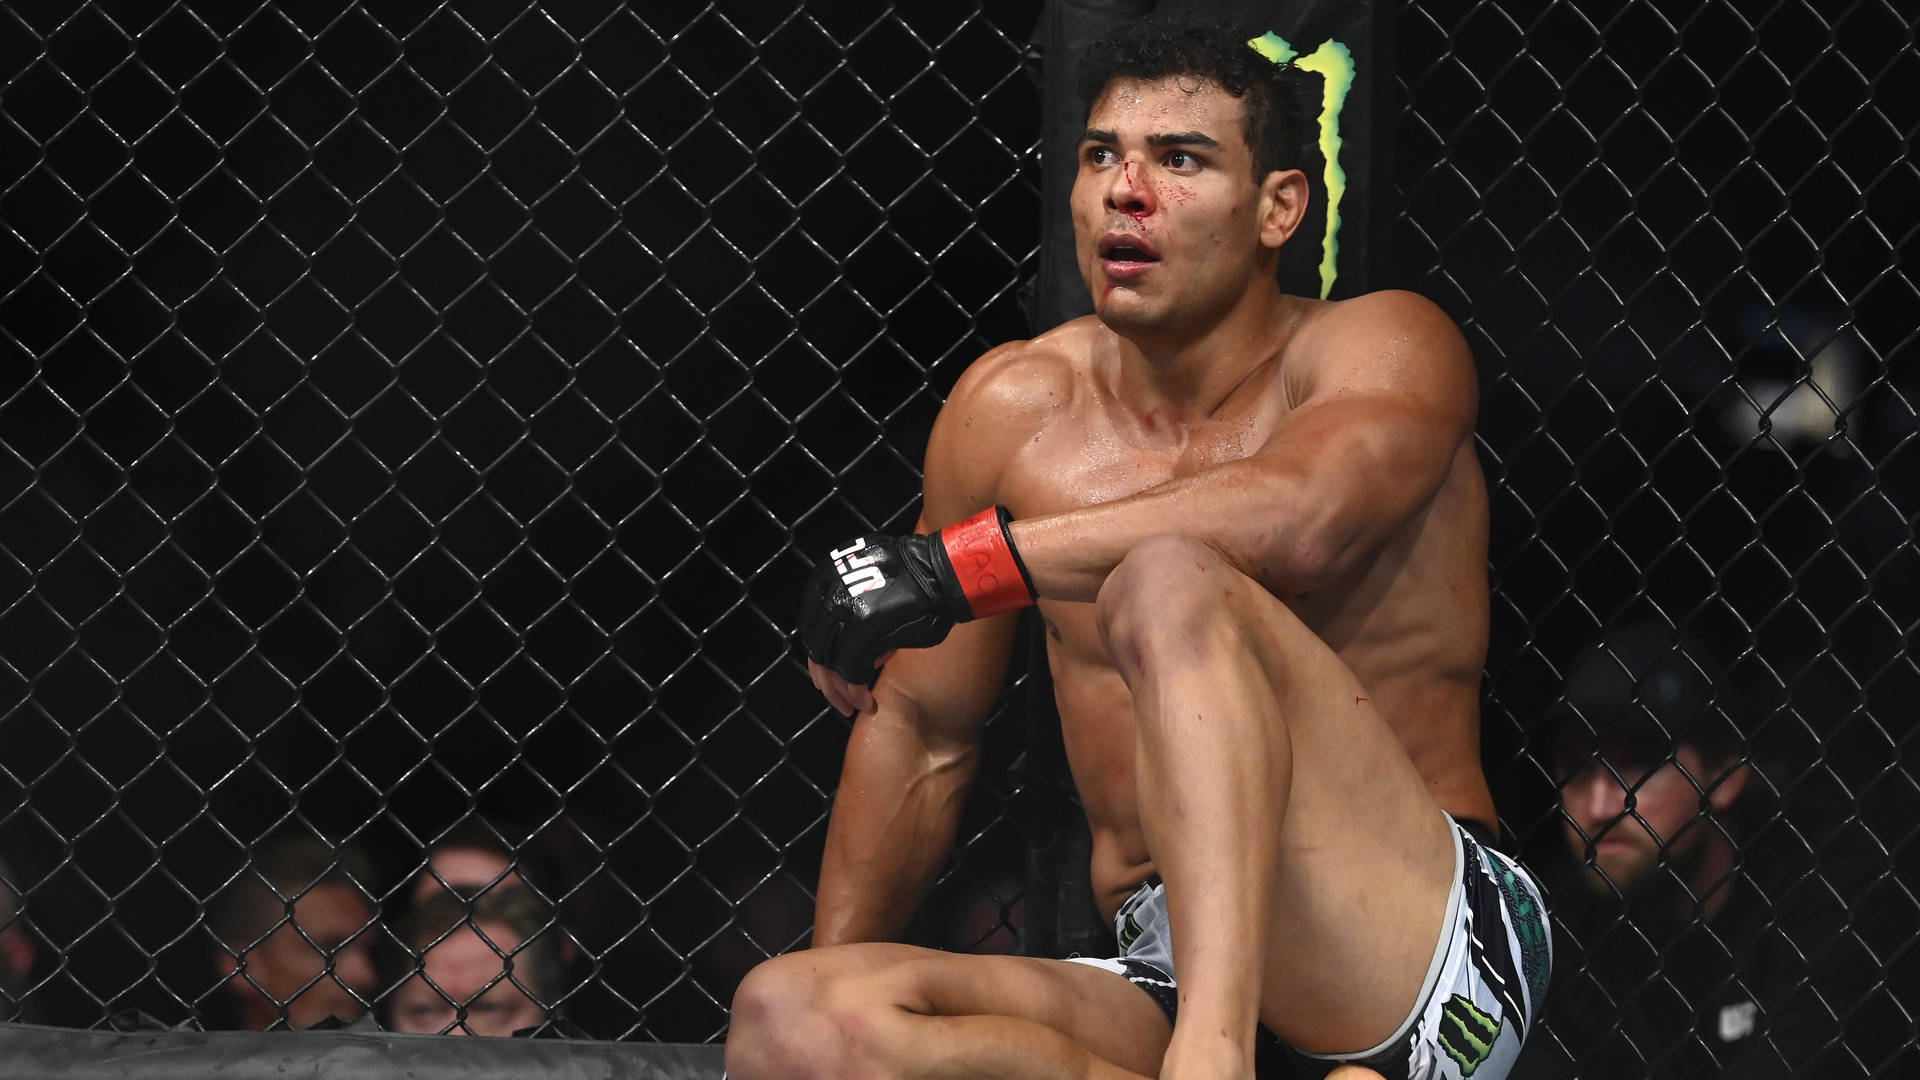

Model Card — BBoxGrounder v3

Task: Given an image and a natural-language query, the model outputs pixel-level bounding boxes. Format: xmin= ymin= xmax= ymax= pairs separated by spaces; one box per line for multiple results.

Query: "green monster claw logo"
xmin=1248 ymin=31 xmax=1356 ymax=301
xmin=1438 ymin=994 xmax=1503 ymax=1076
xmin=1119 ymin=912 xmax=1143 ymax=950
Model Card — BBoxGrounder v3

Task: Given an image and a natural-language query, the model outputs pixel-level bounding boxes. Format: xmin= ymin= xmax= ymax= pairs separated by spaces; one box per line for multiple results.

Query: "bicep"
xmin=879 ymin=343 xmax=1053 ymax=741
xmin=917 ymin=339 xmax=1065 ymax=528
xmin=1266 ymin=295 xmax=1476 ymax=518
xmin=1238 ymin=367 xmax=1473 ymax=584
xmin=1258 ymin=389 xmax=1467 ymax=507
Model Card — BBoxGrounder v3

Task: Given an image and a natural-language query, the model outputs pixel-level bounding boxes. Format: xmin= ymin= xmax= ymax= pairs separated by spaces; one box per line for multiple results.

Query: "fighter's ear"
xmin=1258 ymin=168 xmax=1310 ymax=250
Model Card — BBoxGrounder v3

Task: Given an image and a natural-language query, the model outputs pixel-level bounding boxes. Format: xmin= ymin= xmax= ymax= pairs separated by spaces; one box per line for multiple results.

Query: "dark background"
xmin=1 ymin=0 xmax=1913 ymax=1056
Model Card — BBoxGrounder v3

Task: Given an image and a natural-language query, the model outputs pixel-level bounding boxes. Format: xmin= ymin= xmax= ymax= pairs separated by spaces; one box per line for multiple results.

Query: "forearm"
xmin=812 ymin=714 xmax=979 ymax=947
xmin=1004 ymin=386 xmax=1471 ymax=604
xmin=1009 ymin=461 xmax=1323 ymax=602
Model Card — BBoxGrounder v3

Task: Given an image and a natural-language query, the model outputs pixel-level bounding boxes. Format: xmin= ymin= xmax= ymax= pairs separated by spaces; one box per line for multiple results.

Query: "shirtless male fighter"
xmin=727 ymin=16 xmax=1549 ymax=1080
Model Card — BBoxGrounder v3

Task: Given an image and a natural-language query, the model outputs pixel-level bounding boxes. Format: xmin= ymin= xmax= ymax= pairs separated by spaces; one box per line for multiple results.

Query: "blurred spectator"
xmin=208 ymin=831 xmax=379 ymax=1031
xmin=385 ymin=888 xmax=569 ymax=1037
xmin=1549 ymin=625 xmax=1753 ymax=911
xmin=407 ymin=819 xmax=564 ymax=906
xmin=0 ymin=854 xmax=32 ymax=1022
xmin=1512 ymin=623 xmax=1892 ymax=1078
xmin=1712 ymin=306 xmax=1868 ymax=452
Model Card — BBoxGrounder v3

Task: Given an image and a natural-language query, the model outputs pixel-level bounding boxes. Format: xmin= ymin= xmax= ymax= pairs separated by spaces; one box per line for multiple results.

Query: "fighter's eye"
xmin=1166 ymin=150 xmax=1198 ymax=169
xmin=1087 ymin=146 xmax=1117 ymax=165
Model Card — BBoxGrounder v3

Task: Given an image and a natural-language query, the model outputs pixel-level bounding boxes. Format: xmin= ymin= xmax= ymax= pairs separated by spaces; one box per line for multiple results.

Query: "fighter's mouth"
xmin=1098 ymin=235 xmax=1160 ymax=262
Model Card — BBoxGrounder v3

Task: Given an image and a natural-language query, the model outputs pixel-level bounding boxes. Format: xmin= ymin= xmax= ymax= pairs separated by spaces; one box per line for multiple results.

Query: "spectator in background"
xmin=407 ymin=819 xmax=563 ymax=905
xmin=208 ymin=831 xmax=379 ymax=1031
xmin=1512 ymin=623 xmax=1891 ymax=1078
xmin=385 ymin=888 xmax=568 ymax=1036
xmin=0 ymin=854 xmax=33 ymax=1022
xmin=399 ymin=818 xmax=641 ymax=1037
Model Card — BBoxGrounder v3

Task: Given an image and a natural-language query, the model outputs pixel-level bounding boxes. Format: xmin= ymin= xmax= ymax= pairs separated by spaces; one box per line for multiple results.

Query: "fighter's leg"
xmin=726 ymin=942 xmax=1174 ymax=1080
xmin=1095 ymin=535 xmax=1457 ymax=1077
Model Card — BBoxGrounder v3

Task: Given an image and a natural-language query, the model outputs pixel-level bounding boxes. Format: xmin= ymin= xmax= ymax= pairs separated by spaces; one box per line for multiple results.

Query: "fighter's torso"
xmin=992 ymin=312 xmax=1494 ymax=918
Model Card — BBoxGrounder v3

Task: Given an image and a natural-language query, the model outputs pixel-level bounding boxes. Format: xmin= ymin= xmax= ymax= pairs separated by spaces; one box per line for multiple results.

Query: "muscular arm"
xmin=813 ymin=614 xmax=1015 ymax=945
xmin=812 ymin=344 xmax=1059 ymax=945
xmin=1011 ymin=292 xmax=1478 ymax=601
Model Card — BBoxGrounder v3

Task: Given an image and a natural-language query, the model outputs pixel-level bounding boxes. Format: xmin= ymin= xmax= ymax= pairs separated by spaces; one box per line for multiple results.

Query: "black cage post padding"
xmin=1031 ymin=0 xmax=1152 ymax=332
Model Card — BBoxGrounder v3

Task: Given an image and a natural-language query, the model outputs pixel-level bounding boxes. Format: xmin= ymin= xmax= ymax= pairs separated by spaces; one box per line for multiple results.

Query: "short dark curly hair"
xmin=1078 ymin=14 xmax=1312 ymax=183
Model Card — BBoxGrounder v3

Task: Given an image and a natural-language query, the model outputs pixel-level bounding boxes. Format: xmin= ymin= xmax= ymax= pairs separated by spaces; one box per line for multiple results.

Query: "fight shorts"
xmin=1064 ymin=816 xmax=1552 ymax=1080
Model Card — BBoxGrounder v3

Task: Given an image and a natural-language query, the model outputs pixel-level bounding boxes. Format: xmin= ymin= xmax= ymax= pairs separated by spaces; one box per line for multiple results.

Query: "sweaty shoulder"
xmin=921 ymin=318 xmax=1097 ymax=523
xmin=944 ymin=320 xmax=1088 ymax=427
xmin=1284 ymin=290 xmax=1476 ymax=415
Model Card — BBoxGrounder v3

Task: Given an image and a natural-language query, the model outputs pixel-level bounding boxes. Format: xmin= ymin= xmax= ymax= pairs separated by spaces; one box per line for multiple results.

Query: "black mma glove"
xmin=798 ymin=507 xmax=1035 ymax=685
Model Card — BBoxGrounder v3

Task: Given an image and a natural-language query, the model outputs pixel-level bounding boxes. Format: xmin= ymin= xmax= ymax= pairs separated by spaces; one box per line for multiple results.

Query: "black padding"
xmin=0 ymin=1024 xmax=726 ymax=1080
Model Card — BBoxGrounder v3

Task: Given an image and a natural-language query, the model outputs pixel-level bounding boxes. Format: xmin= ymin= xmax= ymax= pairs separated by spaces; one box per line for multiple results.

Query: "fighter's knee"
xmin=727 ymin=957 xmax=801 ymax=1078
xmin=728 ymin=954 xmax=844 ymax=1080
xmin=725 ymin=951 xmax=916 ymax=1080
xmin=1097 ymin=534 xmax=1237 ymax=668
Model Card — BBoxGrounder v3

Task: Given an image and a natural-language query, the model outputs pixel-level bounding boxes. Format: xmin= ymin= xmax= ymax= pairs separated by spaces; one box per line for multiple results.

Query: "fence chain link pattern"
xmin=2 ymin=0 xmax=1915 ymax=1072
xmin=1399 ymin=0 xmax=1917 ymax=1074
xmin=1 ymin=0 xmax=1040 ymax=1041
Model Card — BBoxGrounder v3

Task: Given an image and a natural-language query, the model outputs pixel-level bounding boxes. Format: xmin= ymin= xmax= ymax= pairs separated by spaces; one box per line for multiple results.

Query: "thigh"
xmin=760 ymin=942 xmax=1175 ymax=1075
xmin=1218 ymin=584 xmax=1461 ymax=1051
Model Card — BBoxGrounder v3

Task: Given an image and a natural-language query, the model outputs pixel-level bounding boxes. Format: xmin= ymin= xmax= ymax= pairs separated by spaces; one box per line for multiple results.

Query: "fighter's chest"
xmin=1002 ymin=410 xmax=1276 ymax=516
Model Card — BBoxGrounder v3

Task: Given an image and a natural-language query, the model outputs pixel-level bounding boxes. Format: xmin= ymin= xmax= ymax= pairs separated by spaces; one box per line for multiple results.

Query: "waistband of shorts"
xmin=1457 ymin=817 xmax=1499 ymax=851
xmin=1114 ymin=873 xmax=1163 ymax=931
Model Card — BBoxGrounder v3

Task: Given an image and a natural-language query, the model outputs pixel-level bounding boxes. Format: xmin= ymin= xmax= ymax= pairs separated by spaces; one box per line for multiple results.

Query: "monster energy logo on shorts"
xmin=1438 ymin=994 xmax=1503 ymax=1076
xmin=1119 ymin=911 xmax=1144 ymax=950
xmin=1248 ymin=31 xmax=1355 ymax=300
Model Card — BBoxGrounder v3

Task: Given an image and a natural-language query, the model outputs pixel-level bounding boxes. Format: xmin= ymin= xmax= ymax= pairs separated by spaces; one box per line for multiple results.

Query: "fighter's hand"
xmin=796 ymin=508 xmax=1035 ymax=711
xmin=806 ymin=653 xmax=895 ymax=716
xmin=798 ymin=529 xmax=966 ymax=689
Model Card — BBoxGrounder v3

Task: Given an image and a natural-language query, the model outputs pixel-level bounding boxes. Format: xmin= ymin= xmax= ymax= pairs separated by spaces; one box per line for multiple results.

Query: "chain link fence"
xmin=1 ymin=0 xmax=1914 ymax=1073
xmin=1399 ymin=0 xmax=1918 ymax=1073
xmin=1 ymin=0 xmax=1043 ymax=1042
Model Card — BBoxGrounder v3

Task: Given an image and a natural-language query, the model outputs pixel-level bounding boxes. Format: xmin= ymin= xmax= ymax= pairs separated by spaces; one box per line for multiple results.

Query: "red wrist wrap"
xmin=939 ymin=507 xmax=1035 ymax=619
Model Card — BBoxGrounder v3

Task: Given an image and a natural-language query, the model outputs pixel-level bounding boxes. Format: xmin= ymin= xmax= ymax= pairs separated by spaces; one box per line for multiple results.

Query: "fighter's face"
xmin=1072 ymin=77 xmax=1292 ymax=335
xmin=1558 ymin=743 xmax=1735 ymax=896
